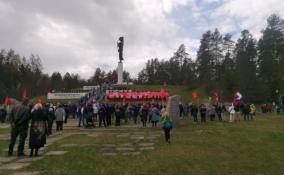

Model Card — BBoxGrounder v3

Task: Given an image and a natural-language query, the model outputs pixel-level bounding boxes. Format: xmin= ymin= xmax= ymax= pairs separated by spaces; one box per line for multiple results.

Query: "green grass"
xmin=20 ymin=113 xmax=284 ymax=175
xmin=0 ymin=128 xmax=9 ymax=134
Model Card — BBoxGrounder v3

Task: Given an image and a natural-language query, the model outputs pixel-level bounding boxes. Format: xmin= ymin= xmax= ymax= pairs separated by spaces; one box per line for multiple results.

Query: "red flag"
xmin=37 ymin=96 xmax=43 ymax=104
xmin=214 ymin=93 xmax=219 ymax=105
xmin=22 ymin=86 xmax=27 ymax=100
xmin=4 ymin=96 xmax=11 ymax=105
xmin=191 ymin=92 xmax=198 ymax=101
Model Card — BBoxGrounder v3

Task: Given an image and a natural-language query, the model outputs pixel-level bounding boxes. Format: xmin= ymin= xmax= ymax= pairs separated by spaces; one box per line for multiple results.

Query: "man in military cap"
xmin=8 ymin=98 xmax=30 ymax=157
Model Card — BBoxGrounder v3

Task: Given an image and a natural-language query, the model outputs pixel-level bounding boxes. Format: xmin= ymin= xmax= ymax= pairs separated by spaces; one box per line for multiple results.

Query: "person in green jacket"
xmin=161 ymin=112 xmax=173 ymax=144
xmin=151 ymin=104 xmax=160 ymax=127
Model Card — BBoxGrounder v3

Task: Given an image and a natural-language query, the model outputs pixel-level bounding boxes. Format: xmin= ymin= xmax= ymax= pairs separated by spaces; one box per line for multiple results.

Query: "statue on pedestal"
xmin=117 ymin=36 xmax=124 ymax=62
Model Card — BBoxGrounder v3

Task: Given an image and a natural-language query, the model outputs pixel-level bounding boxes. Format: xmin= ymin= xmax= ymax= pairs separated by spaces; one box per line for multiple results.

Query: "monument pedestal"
xmin=117 ymin=62 xmax=123 ymax=84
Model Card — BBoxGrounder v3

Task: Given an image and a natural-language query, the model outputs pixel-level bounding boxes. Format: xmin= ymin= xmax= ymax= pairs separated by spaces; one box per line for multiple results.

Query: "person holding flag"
xmin=233 ymin=92 xmax=242 ymax=122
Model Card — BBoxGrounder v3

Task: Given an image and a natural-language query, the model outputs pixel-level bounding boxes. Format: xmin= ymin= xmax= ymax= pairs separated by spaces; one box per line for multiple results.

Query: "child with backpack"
xmin=162 ymin=112 xmax=173 ymax=144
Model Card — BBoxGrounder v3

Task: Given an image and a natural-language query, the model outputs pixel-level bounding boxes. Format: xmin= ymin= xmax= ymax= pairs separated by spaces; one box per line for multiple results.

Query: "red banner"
xmin=106 ymin=89 xmax=169 ymax=102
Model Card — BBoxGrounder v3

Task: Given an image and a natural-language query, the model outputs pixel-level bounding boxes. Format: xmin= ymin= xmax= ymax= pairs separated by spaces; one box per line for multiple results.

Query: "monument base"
xmin=117 ymin=62 xmax=123 ymax=84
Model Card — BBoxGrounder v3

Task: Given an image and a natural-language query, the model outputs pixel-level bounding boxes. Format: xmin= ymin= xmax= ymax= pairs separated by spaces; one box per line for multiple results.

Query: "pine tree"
xmin=258 ymin=14 xmax=284 ymax=101
xmin=234 ymin=30 xmax=258 ymax=102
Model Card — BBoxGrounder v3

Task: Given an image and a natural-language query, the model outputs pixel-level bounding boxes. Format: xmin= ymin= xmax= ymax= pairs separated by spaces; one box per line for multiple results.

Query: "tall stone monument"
xmin=117 ymin=37 xmax=124 ymax=84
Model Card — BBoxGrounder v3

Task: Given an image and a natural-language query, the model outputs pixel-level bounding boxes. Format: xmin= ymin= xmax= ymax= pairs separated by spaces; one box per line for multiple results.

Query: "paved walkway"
xmin=0 ymin=119 xmax=163 ymax=175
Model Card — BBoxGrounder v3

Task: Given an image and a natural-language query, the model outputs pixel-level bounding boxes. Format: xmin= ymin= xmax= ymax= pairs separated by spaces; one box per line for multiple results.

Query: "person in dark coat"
xmin=0 ymin=104 xmax=7 ymax=123
xmin=199 ymin=104 xmax=207 ymax=123
xmin=29 ymin=103 xmax=47 ymax=156
xmin=46 ymin=105 xmax=55 ymax=136
xmin=8 ymin=98 xmax=31 ymax=157
xmin=243 ymin=103 xmax=250 ymax=121
xmin=114 ymin=105 xmax=121 ymax=126
xmin=133 ymin=104 xmax=139 ymax=124
xmin=179 ymin=103 xmax=184 ymax=118
xmin=98 ymin=104 xmax=107 ymax=128
xmin=190 ymin=104 xmax=198 ymax=122
xmin=105 ymin=104 xmax=112 ymax=126
xmin=140 ymin=105 xmax=148 ymax=127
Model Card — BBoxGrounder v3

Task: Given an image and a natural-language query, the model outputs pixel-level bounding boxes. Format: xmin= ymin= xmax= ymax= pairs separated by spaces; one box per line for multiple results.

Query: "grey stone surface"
xmin=116 ymin=133 xmax=130 ymax=138
xmin=45 ymin=151 xmax=68 ymax=156
xmin=16 ymin=157 xmax=44 ymax=163
xmin=139 ymin=146 xmax=155 ymax=151
xmin=102 ymin=144 xmax=116 ymax=147
xmin=116 ymin=147 xmax=135 ymax=151
xmin=119 ymin=143 xmax=133 ymax=147
xmin=12 ymin=172 xmax=40 ymax=175
xmin=138 ymin=143 xmax=154 ymax=147
xmin=0 ymin=157 xmax=16 ymax=163
xmin=102 ymin=152 xmax=117 ymax=156
xmin=0 ymin=162 xmax=30 ymax=170
xmin=101 ymin=147 xmax=115 ymax=152
xmin=60 ymin=144 xmax=78 ymax=148
xmin=130 ymin=136 xmax=144 ymax=140
xmin=122 ymin=152 xmax=141 ymax=156
xmin=79 ymin=144 xmax=96 ymax=147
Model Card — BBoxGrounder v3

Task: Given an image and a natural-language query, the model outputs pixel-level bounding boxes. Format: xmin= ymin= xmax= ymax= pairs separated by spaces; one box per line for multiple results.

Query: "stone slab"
xmin=101 ymin=147 xmax=115 ymax=152
xmin=122 ymin=152 xmax=141 ymax=156
xmin=0 ymin=162 xmax=30 ymax=170
xmin=45 ymin=151 xmax=68 ymax=156
xmin=16 ymin=157 xmax=44 ymax=163
xmin=130 ymin=136 xmax=144 ymax=140
xmin=116 ymin=147 xmax=135 ymax=151
xmin=119 ymin=143 xmax=133 ymax=147
xmin=12 ymin=172 xmax=40 ymax=175
xmin=116 ymin=134 xmax=130 ymax=138
xmin=139 ymin=146 xmax=155 ymax=151
xmin=87 ymin=133 xmax=100 ymax=137
xmin=133 ymin=132 xmax=145 ymax=135
xmin=79 ymin=144 xmax=96 ymax=147
xmin=138 ymin=143 xmax=155 ymax=147
xmin=102 ymin=152 xmax=117 ymax=156
xmin=0 ymin=157 xmax=16 ymax=163
xmin=60 ymin=144 xmax=78 ymax=148
xmin=102 ymin=144 xmax=116 ymax=147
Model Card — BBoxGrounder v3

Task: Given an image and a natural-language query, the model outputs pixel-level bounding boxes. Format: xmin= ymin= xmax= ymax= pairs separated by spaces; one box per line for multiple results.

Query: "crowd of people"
xmin=3 ymin=92 xmax=284 ymax=157
xmin=178 ymin=102 xmax=256 ymax=123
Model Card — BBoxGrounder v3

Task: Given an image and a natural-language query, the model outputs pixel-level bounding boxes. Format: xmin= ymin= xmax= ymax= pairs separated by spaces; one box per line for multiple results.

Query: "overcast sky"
xmin=0 ymin=0 xmax=284 ymax=79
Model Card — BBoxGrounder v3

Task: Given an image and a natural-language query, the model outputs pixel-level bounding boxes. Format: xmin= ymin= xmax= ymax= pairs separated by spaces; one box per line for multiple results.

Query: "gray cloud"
xmin=0 ymin=0 xmax=192 ymax=79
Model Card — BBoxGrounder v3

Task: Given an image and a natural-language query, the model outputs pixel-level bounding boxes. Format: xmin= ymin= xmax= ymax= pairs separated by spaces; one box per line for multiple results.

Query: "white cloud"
xmin=211 ymin=0 xmax=284 ymax=38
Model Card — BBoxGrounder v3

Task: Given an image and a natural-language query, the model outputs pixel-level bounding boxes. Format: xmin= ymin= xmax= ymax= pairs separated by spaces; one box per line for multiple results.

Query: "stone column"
xmin=117 ymin=62 xmax=123 ymax=84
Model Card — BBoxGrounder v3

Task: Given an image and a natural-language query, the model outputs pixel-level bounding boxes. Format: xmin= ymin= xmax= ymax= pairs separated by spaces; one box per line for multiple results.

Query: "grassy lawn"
xmin=19 ymin=113 xmax=284 ymax=175
xmin=0 ymin=127 xmax=10 ymax=134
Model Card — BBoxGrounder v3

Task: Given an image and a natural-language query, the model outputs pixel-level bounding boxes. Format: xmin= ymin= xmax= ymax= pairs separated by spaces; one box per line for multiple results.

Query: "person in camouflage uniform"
xmin=8 ymin=98 xmax=30 ymax=157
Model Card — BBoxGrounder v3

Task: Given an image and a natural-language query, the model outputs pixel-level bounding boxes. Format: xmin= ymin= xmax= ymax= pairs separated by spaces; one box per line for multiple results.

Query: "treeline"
xmin=0 ymin=49 xmax=85 ymax=101
xmin=136 ymin=14 xmax=284 ymax=103
xmin=0 ymin=49 xmax=132 ymax=101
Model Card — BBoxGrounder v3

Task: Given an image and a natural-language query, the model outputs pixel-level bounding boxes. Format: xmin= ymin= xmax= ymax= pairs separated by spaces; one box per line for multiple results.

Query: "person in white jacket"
xmin=229 ymin=104 xmax=235 ymax=122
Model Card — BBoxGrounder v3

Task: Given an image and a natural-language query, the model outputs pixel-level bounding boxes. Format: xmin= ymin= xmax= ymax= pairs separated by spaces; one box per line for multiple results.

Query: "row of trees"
xmin=0 ymin=49 xmax=85 ymax=100
xmin=0 ymin=49 xmax=132 ymax=101
xmin=136 ymin=14 xmax=284 ymax=103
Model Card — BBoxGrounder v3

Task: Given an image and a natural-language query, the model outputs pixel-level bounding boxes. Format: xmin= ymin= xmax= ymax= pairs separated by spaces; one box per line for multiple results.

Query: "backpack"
xmin=163 ymin=121 xmax=172 ymax=129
